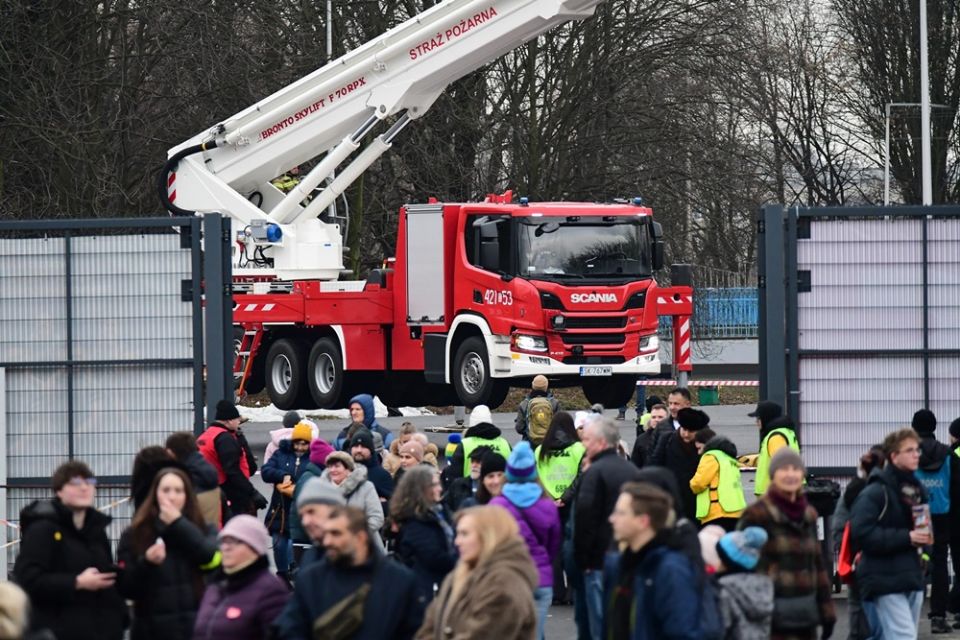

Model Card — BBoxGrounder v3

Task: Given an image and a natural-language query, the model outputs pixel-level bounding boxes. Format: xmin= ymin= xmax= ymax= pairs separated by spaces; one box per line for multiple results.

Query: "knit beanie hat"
xmin=717 ymin=526 xmax=769 ymax=572
xmin=348 ymin=429 xmax=375 ymax=455
xmin=215 ymin=400 xmax=240 ymax=421
xmin=371 ymin=431 xmax=384 ymax=455
xmin=400 ymin=440 xmax=425 ymax=463
xmin=768 ymin=446 xmax=805 ymax=479
xmin=698 ymin=524 xmax=726 ymax=571
xmin=532 ymin=375 xmax=549 ymax=391
xmin=505 ymin=441 xmax=537 ymax=483
xmin=445 ymin=434 xmax=462 ymax=461
xmin=950 ymin=418 xmax=960 ymax=440
xmin=677 ymin=407 xmax=710 ymax=432
xmin=283 ymin=410 xmax=302 ymax=429
xmin=912 ymin=409 xmax=937 ymax=435
xmin=310 ymin=439 xmax=336 ymax=466
xmin=296 ymin=476 xmax=347 ymax=510
xmin=325 ymin=450 xmax=356 ymax=471
xmin=480 ymin=452 xmax=507 ymax=478
xmin=291 ymin=422 xmax=313 ymax=443
xmin=219 ymin=514 xmax=270 ymax=555
xmin=469 ymin=405 xmax=493 ymax=428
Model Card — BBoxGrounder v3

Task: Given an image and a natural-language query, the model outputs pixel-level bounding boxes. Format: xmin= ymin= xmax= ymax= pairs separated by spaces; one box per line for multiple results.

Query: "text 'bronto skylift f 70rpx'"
xmin=160 ymin=0 xmax=693 ymax=411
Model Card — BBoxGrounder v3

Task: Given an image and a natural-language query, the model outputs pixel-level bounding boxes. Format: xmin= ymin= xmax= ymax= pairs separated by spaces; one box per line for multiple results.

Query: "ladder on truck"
xmin=162 ymin=0 xmax=611 ymax=280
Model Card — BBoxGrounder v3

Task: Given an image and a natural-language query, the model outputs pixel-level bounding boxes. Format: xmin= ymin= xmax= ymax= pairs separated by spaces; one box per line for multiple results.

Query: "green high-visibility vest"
xmin=696 ymin=449 xmax=747 ymax=519
xmin=462 ymin=436 xmax=512 ymax=476
xmin=755 ymin=427 xmax=801 ymax=495
xmin=534 ymin=442 xmax=585 ymax=500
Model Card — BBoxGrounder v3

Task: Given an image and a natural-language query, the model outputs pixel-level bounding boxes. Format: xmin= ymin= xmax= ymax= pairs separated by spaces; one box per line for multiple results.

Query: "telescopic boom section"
xmin=162 ymin=0 xmax=607 ymax=279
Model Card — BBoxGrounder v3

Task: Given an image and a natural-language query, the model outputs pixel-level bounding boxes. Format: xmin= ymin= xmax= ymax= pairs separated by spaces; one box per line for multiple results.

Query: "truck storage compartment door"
xmin=406 ymin=204 xmax=445 ymax=324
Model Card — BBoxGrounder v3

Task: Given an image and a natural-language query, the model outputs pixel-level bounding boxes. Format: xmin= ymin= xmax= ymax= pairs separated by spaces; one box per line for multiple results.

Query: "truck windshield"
xmin=517 ymin=218 xmax=652 ymax=281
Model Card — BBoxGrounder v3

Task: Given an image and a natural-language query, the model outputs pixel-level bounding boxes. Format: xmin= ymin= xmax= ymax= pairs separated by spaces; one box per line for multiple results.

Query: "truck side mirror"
xmin=651 ymin=222 xmax=664 ymax=271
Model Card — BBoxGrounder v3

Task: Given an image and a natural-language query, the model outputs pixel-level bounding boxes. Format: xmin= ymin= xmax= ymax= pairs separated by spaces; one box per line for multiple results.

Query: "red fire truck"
xmin=160 ymin=0 xmax=693 ymax=410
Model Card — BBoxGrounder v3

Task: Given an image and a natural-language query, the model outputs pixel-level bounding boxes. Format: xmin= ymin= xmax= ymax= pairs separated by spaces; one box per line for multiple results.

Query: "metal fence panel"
xmin=0 ymin=216 xmax=231 ymax=573
xmin=759 ymin=205 xmax=960 ymax=474
xmin=797 ymin=220 xmax=924 ymax=351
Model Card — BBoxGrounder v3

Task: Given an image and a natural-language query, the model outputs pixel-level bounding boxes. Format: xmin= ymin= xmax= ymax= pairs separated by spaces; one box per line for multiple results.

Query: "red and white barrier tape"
xmin=636 ymin=380 xmax=759 ymax=387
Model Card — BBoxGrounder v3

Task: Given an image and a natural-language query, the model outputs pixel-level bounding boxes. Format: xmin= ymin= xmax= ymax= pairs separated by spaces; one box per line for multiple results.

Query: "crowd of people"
xmin=1 ymin=381 xmax=958 ymax=640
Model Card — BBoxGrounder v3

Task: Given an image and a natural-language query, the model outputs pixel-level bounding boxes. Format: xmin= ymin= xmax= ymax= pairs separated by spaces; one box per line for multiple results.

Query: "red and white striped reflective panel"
xmin=168 ymin=171 xmax=177 ymax=203
xmin=636 ymin=380 xmax=759 ymax=387
xmin=233 ymin=303 xmax=277 ymax=312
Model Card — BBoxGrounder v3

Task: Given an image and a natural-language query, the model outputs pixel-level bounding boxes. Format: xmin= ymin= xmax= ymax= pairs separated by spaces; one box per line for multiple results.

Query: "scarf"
xmin=502 ymin=482 xmax=543 ymax=509
xmin=431 ymin=504 xmax=455 ymax=548
xmin=768 ymin=485 xmax=809 ymax=522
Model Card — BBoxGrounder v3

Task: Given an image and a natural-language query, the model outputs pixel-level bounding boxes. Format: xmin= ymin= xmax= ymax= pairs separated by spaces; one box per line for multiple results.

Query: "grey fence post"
xmin=758 ymin=205 xmax=786 ymax=409
xmin=204 ymin=214 xmax=234 ymax=428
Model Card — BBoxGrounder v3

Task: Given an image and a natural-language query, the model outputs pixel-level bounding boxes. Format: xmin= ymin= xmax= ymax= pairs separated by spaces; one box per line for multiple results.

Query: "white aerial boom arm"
xmin=162 ymin=0 xmax=607 ymax=280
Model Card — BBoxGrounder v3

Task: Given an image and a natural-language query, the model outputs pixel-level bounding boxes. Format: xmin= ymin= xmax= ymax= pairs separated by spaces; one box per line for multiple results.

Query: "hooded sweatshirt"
xmin=717 ymin=571 xmax=774 ymax=640
xmin=917 ymin=433 xmax=952 ymax=514
xmin=335 ymin=394 xmax=395 ymax=449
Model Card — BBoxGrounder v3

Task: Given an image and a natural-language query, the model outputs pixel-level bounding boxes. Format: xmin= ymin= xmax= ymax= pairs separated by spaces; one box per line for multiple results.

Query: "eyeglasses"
xmin=66 ymin=477 xmax=97 ymax=487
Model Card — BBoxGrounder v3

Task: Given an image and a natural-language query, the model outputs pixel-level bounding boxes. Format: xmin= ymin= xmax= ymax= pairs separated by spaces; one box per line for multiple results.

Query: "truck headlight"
xmin=512 ymin=333 xmax=548 ymax=353
xmin=639 ymin=335 xmax=659 ymax=352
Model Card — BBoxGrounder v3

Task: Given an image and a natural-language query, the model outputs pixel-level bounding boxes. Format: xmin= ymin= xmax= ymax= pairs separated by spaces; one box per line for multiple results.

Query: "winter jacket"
xmin=952 ymin=440 xmax=960 ymax=524
xmin=491 ymin=493 xmax=562 ymax=587
xmin=416 ymin=537 xmax=538 ymax=640
xmin=573 ymin=448 xmax=640 ymax=570
xmin=449 ymin=421 xmax=509 ymax=478
xmin=443 ymin=476 xmax=477 ymax=513
xmin=514 ymin=391 xmax=560 ymax=437
xmin=275 ymin=546 xmax=424 ymax=640
xmin=181 ymin=451 xmax=219 ymax=492
xmin=192 ymin=556 xmax=289 ymax=640
xmin=631 ymin=425 xmax=658 ymax=468
xmin=334 ymin=394 xmax=395 ymax=449
xmin=739 ymin=490 xmax=836 ymax=638
xmin=260 ymin=439 xmax=310 ymax=536
xmin=651 ymin=430 xmax=700 ymax=521
xmin=263 ymin=424 xmax=319 ymax=466
xmin=116 ymin=517 xmax=219 ymax=640
xmin=358 ymin=454 xmax=395 ymax=505
xmin=288 ymin=461 xmax=324 ymax=544
xmin=318 ymin=465 xmax=385 ymax=549
xmin=602 ymin=541 xmax=703 ymax=640
xmin=199 ymin=423 xmax=262 ymax=517
xmin=689 ymin=436 xmax=745 ymax=523
xmin=13 ymin=499 xmax=127 ymax=640
xmin=394 ymin=507 xmax=459 ymax=602
xmin=717 ymin=572 xmax=775 ymax=640
xmin=830 ymin=476 xmax=868 ymax=554
xmin=849 ymin=464 xmax=927 ymax=599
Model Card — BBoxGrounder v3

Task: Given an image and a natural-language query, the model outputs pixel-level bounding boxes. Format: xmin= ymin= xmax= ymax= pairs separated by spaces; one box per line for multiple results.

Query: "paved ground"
xmin=241 ymin=405 xmax=945 ymax=639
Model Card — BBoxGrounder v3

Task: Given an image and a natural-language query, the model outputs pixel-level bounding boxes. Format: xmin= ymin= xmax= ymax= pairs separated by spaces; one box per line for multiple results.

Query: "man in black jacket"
xmin=273 ymin=505 xmax=424 ymax=639
xmin=650 ymin=407 xmax=709 ymax=522
xmin=851 ymin=428 xmax=932 ymax=638
xmin=13 ymin=461 xmax=127 ymax=640
xmin=573 ymin=415 xmax=640 ymax=640
xmin=912 ymin=409 xmax=954 ymax=633
xmin=349 ymin=430 xmax=395 ymax=515
xmin=630 ymin=403 xmax=669 ymax=468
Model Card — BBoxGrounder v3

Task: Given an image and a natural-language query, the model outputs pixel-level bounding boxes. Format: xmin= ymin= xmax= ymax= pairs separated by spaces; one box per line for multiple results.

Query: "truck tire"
xmin=265 ymin=338 xmax=311 ymax=410
xmin=453 ymin=337 xmax=507 ymax=408
xmin=582 ymin=375 xmax=637 ymax=409
xmin=307 ymin=337 xmax=344 ymax=409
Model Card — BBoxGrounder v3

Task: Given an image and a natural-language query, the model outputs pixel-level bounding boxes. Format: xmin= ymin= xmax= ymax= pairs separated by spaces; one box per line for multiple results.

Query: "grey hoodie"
xmin=717 ymin=572 xmax=774 ymax=640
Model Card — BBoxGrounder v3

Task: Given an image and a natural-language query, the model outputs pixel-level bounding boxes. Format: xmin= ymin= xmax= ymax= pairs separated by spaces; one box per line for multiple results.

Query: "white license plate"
xmin=579 ymin=366 xmax=613 ymax=376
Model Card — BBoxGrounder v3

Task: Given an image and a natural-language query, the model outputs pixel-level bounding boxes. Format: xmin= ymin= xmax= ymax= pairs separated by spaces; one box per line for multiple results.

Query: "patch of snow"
xmin=239 ymin=397 xmax=433 ymax=423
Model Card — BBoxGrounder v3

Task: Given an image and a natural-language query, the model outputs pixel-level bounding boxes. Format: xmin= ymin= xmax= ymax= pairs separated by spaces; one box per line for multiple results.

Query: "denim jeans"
xmin=272 ymin=534 xmax=292 ymax=574
xmin=534 ymin=586 xmax=553 ymax=640
xmin=862 ymin=590 xmax=923 ymax=640
xmin=583 ymin=570 xmax=605 ymax=640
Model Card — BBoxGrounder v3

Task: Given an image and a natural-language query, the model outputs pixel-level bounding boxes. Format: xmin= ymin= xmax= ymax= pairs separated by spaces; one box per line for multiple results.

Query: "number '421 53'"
xmin=483 ymin=289 xmax=513 ymax=306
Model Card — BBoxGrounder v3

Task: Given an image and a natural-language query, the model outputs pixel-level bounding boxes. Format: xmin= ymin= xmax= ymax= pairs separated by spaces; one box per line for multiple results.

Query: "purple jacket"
xmin=193 ymin=558 xmax=289 ymax=640
xmin=491 ymin=494 xmax=562 ymax=587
